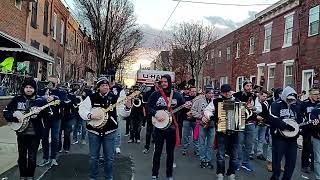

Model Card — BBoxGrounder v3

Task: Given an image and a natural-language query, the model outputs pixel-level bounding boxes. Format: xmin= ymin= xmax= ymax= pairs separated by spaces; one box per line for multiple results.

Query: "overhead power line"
xmin=160 ymin=0 xmax=182 ymax=34
xmin=172 ymin=0 xmax=273 ymax=7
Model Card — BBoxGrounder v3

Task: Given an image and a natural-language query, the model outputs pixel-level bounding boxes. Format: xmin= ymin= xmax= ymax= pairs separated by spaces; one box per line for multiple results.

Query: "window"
xmin=218 ymin=50 xmax=222 ymax=57
xmin=236 ymin=42 xmax=240 ymax=58
xmin=257 ymin=64 xmax=265 ymax=86
xmin=52 ymin=12 xmax=57 ymax=40
xmin=283 ymin=13 xmax=294 ymax=47
xmin=226 ymin=47 xmax=231 ymax=60
xmin=15 ymin=0 xmax=22 ymax=10
xmin=267 ymin=66 xmax=275 ymax=91
xmin=284 ymin=64 xmax=294 ymax=88
xmin=250 ymin=75 xmax=257 ymax=85
xmin=263 ymin=23 xmax=272 ymax=52
xmin=302 ymin=69 xmax=314 ymax=97
xmin=309 ymin=5 xmax=320 ymax=36
xmin=60 ymin=20 xmax=65 ymax=45
xmin=48 ymin=63 xmax=53 ymax=76
xmin=220 ymin=76 xmax=228 ymax=85
xmin=210 ymin=49 xmax=215 ymax=59
xmin=309 ymin=5 xmax=319 ymax=36
xmin=43 ymin=0 xmax=49 ymax=35
xmin=236 ymin=76 xmax=245 ymax=92
xmin=31 ymin=1 xmax=38 ymax=28
xmin=249 ymin=37 xmax=255 ymax=54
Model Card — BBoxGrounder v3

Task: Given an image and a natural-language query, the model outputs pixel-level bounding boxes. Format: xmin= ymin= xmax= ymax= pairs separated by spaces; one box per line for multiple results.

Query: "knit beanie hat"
xmin=96 ymin=76 xmax=109 ymax=88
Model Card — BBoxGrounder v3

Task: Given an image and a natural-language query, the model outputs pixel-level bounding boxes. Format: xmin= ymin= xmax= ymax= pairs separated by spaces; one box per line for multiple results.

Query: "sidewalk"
xmin=0 ymin=125 xmax=18 ymax=175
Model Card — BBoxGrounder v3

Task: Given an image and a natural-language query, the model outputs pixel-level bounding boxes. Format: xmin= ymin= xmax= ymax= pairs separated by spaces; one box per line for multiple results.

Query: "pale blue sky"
xmin=132 ymin=0 xmax=278 ymax=29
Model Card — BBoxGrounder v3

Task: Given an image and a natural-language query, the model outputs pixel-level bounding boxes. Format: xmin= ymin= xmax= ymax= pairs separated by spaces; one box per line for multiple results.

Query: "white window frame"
xmin=226 ymin=46 xmax=231 ymax=60
xmin=220 ymin=76 xmax=228 ymax=85
xmin=250 ymin=75 xmax=256 ymax=85
xmin=308 ymin=5 xmax=320 ymax=37
xmin=60 ymin=20 xmax=65 ymax=45
xmin=48 ymin=63 xmax=53 ymax=76
xmin=15 ymin=0 xmax=22 ymax=10
xmin=236 ymin=76 xmax=245 ymax=92
xmin=211 ymin=49 xmax=215 ymax=59
xmin=52 ymin=12 xmax=57 ymax=40
xmin=263 ymin=22 xmax=273 ymax=53
xmin=267 ymin=64 xmax=276 ymax=91
xmin=301 ymin=69 xmax=314 ymax=94
xmin=236 ymin=42 xmax=240 ymax=58
xmin=257 ymin=63 xmax=265 ymax=86
xmin=283 ymin=60 xmax=294 ymax=88
xmin=283 ymin=12 xmax=294 ymax=48
xmin=249 ymin=37 xmax=255 ymax=55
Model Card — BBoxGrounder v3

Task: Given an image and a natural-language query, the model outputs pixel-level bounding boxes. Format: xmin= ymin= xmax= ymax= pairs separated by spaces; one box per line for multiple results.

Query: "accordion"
xmin=217 ymin=100 xmax=246 ymax=133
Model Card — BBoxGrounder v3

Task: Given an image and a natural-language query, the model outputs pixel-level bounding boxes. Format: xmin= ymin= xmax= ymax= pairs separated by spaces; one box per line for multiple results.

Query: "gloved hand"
xmin=285 ymin=124 xmax=295 ymax=132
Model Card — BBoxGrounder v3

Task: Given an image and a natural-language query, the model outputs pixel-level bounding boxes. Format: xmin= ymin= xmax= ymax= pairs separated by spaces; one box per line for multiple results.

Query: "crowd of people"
xmin=2 ymin=74 xmax=320 ymax=180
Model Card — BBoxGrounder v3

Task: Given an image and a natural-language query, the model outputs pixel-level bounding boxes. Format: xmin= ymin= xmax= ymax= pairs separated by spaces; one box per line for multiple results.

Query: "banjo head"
xmin=88 ymin=108 xmax=107 ymax=128
xmin=9 ymin=122 xmax=23 ymax=131
xmin=281 ymin=119 xmax=299 ymax=138
xmin=152 ymin=110 xmax=171 ymax=129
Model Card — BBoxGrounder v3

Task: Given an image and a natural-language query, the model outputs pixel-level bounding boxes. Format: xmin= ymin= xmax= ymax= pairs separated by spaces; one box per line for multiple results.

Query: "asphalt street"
xmin=0 ymin=120 xmax=316 ymax=180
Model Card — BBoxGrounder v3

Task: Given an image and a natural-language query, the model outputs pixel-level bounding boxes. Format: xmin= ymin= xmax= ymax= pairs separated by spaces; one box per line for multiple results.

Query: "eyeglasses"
xmin=312 ymin=94 xmax=319 ymax=96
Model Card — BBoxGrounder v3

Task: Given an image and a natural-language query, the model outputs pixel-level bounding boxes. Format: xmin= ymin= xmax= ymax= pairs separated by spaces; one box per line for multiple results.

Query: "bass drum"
xmin=152 ymin=110 xmax=172 ymax=130
xmin=87 ymin=107 xmax=108 ymax=128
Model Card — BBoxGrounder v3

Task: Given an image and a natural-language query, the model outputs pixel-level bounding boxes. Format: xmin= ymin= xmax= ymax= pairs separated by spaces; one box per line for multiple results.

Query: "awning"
xmin=0 ymin=31 xmax=54 ymax=63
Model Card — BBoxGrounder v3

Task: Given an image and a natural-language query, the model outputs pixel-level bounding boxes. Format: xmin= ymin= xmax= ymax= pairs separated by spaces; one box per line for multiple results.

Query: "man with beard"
xmin=204 ymin=84 xmax=239 ymax=180
xmin=79 ymin=76 xmax=132 ymax=180
xmin=3 ymin=78 xmax=53 ymax=180
xmin=148 ymin=74 xmax=185 ymax=180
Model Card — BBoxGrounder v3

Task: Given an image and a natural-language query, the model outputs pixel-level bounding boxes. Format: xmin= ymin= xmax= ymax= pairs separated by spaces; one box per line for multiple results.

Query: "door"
xmin=302 ymin=69 xmax=314 ymax=97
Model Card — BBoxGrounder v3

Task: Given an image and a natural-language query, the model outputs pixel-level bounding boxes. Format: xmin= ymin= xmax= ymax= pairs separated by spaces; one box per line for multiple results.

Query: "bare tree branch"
xmin=75 ymin=0 xmax=143 ymax=77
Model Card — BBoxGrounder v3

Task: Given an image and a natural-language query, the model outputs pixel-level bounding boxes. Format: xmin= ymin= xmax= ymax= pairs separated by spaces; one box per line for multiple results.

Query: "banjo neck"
xmin=23 ymin=100 xmax=60 ymax=119
xmin=299 ymin=119 xmax=319 ymax=127
xmin=102 ymin=86 xmax=146 ymax=113
xmin=169 ymin=95 xmax=204 ymax=115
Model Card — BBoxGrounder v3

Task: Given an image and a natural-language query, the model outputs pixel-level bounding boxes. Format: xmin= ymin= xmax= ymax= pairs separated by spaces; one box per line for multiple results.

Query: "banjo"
xmin=279 ymin=118 xmax=319 ymax=138
xmin=9 ymin=100 xmax=60 ymax=132
xmin=88 ymin=85 xmax=146 ymax=129
xmin=152 ymin=95 xmax=202 ymax=130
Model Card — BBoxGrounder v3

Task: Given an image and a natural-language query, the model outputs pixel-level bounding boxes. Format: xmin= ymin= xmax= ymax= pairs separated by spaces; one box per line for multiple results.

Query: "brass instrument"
xmin=217 ymin=100 xmax=246 ymax=133
xmin=132 ymin=97 xmax=142 ymax=107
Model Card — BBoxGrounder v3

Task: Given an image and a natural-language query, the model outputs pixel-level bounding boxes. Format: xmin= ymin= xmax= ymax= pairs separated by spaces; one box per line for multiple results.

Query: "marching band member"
xmin=269 ymin=86 xmax=302 ymax=180
xmin=233 ymin=81 xmax=261 ymax=172
xmin=110 ymin=79 xmax=127 ymax=154
xmin=253 ymin=90 xmax=269 ymax=161
xmin=142 ymin=81 xmax=159 ymax=154
xmin=181 ymin=86 xmax=199 ymax=156
xmin=3 ymin=78 xmax=53 ymax=180
xmin=38 ymin=81 xmax=67 ymax=167
xmin=310 ymin=102 xmax=320 ymax=180
xmin=300 ymin=88 xmax=319 ymax=174
xmin=148 ymin=74 xmax=185 ymax=180
xmin=58 ymin=87 xmax=77 ymax=153
xmin=204 ymin=84 xmax=238 ymax=180
xmin=127 ymin=86 xmax=144 ymax=143
xmin=191 ymin=85 xmax=214 ymax=169
xmin=79 ymin=76 xmax=132 ymax=180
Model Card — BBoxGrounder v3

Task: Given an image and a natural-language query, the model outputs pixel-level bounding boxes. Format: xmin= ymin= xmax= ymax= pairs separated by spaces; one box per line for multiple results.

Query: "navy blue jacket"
xmin=268 ymin=87 xmax=302 ymax=139
xmin=3 ymin=95 xmax=53 ymax=136
xmin=147 ymin=90 xmax=185 ymax=128
xmin=310 ymin=105 xmax=320 ymax=139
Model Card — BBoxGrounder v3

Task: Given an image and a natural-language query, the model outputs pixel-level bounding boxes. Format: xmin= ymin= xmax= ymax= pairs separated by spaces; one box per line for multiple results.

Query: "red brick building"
xmin=256 ymin=0 xmax=300 ymax=91
xmin=231 ymin=20 xmax=260 ymax=91
xmin=0 ymin=0 xmax=29 ymax=41
xmin=298 ymin=0 xmax=320 ymax=94
xmin=50 ymin=0 xmax=69 ymax=81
